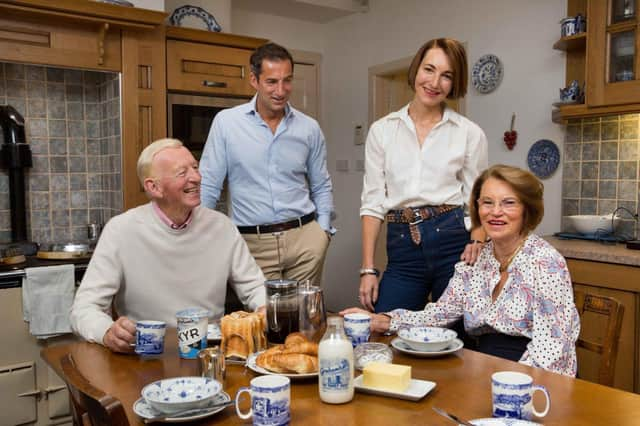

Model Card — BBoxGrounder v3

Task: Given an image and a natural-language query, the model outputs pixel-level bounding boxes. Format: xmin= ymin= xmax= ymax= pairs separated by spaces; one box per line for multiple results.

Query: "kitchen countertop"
xmin=545 ymin=235 xmax=640 ymax=267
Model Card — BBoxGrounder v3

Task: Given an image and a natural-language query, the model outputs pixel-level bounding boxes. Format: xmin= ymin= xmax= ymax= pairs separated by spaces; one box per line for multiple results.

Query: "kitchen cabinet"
xmin=554 ymin=0 xmax=640 ymax=122
xmin=0 ymin=0 xmax=168 ymax=210
xmin=568 ymin=258 xmax=640 ymax=393
xmin=166 ymin=26 xmax=267 ymax=98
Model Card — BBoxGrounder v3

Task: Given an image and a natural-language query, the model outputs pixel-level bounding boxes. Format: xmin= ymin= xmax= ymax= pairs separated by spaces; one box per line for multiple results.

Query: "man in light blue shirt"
xmin=200 ymin=42 xmax=335 ymax=287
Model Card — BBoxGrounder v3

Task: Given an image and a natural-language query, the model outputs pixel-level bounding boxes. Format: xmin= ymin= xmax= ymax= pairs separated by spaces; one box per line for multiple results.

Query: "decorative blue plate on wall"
xmin=472 ymin=54 xmax=503 ymax=94
xmin=169 ymin=5 xmax=221 ymax=32
xmin=527 ymin=139 xmax=560 ymax=179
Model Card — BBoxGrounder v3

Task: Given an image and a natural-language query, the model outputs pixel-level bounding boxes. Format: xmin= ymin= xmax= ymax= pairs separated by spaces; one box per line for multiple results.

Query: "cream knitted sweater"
xmin=70 ymin=203 xmax=266 ymax=344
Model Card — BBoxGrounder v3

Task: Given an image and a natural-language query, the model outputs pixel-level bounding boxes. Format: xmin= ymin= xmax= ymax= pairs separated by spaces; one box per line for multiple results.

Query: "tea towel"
xmin=22 ymin=264 xmax=75 ymax=339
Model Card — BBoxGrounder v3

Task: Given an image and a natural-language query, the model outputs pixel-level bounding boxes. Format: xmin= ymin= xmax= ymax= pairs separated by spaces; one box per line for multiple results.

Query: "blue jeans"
xmin=374 ymin=207 xmax=469 ymax=313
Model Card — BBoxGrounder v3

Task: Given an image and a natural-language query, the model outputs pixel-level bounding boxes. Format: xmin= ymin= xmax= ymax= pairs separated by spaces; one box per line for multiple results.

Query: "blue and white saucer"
xmin=133 ymin=391 xmax=230 ymax=423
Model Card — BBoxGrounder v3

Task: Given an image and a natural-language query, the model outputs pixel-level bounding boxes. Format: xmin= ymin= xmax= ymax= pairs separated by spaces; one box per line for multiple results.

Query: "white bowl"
xmin=141 ymin=376 xmax=221 ymax=414
xmin=397 ymin=327 xmax=457 ymax=352
xmin=565 ymin=214 xmax=620 ymax=235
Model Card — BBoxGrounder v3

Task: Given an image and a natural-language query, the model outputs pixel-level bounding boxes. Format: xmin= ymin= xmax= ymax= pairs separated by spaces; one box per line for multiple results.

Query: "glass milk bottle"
xmin=318 ymin=317 xmax=354 ymax=404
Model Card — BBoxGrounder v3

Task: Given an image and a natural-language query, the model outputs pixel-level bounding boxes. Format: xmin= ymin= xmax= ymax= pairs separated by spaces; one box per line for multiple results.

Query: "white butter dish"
xmin=353 ymin=375 xmax=435 ymax=401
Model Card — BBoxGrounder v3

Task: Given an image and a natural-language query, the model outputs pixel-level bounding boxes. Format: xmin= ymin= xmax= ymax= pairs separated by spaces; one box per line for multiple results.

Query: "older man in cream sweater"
xmin=70 ymin=138 xmax=266 ymax=353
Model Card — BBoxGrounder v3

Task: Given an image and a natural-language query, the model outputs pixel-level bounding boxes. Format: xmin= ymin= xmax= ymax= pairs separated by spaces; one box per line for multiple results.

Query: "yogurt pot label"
xmin=176 ymin=308 xmax=210 ymax=359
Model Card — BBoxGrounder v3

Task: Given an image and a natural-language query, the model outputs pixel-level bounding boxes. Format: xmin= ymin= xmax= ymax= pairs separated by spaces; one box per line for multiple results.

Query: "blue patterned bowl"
xmin=141 ymin=377 xmax=221 ymax=413
xmin=397 ymin=327 xmax=457 ymax=352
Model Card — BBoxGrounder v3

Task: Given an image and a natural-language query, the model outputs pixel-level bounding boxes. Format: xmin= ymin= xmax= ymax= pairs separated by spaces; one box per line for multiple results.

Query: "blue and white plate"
xmin=472 ymin=54 xmax=503 ymax=94
xmin=133 ymin=391 xmax=230 ymax=423
xmin=169 ymin=5 xmax=221 ymax=32
xmin=527 ymin=139 xmax=560 ymax=179
xmin=466 ymin=418 xmax=538 ymax=426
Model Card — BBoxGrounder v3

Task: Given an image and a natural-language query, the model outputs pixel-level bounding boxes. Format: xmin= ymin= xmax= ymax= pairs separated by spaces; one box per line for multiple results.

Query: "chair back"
xmin=574 ymin=290 xmax=624 ymax=387
xmin=60 ymin=353 xmax=130 ymax=426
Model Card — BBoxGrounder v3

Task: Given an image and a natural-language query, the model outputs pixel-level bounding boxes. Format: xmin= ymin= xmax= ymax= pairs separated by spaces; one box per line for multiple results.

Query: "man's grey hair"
xmin=136 ymin=138 xmax=184 ymax=186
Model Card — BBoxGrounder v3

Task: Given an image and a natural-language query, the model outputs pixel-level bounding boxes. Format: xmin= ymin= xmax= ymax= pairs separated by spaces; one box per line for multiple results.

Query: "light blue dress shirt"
xmin=200 ymin=96 xmax=335 ymax=232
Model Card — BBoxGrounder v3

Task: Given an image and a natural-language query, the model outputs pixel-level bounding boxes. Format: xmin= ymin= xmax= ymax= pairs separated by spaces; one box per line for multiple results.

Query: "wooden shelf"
xmin=553 ymin=32 xmax=587 ymax=51
xmin=552 ymin=102 xmax=640 ymax=123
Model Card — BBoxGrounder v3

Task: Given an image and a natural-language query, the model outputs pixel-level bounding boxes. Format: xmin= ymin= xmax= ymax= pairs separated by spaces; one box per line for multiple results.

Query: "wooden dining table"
xmin=42 ymin=330 xmax=640 ymax=425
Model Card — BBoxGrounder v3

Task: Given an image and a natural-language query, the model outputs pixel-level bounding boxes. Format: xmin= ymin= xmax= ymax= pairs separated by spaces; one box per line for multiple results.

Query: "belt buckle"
xmin=408 ymin=208 xmax=423 ymax=225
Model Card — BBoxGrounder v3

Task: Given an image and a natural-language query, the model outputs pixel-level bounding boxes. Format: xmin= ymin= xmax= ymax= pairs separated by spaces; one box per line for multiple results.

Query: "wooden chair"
xmin=60 ymin=353 xmax=130 ymax=426
xmin=574 ymin=290 xmax=624 ymax=387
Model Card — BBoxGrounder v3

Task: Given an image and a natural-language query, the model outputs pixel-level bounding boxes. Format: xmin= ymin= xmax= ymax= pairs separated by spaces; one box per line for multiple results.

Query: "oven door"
xmin=168 ymin=93 xmax=246 ymax=159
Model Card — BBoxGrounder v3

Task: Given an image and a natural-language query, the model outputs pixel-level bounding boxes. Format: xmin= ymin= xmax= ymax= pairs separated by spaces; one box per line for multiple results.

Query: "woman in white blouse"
xmin=346 ymin=165 xmax=580 ymax=376
xmin=359 ymin=38 xmax=488 ymax=313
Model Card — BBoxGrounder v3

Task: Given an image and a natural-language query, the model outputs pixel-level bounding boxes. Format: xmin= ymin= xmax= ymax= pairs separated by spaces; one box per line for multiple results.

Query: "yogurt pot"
xmin=176 ymin=308 xmax=210 ymax=359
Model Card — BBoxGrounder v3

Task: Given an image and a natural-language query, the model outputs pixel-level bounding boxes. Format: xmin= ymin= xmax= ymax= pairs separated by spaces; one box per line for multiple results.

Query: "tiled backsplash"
xmin=562 ymin=114 xmax=639 ymax=238
xmin=0 ymin=62 xmax=122 ymax=243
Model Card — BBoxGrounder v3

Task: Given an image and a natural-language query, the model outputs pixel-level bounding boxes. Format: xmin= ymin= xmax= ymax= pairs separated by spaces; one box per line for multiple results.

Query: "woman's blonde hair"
xmin=469 ymin=164 xmax=544 ymax=235
xmin=136 ymin=138 xmax=184 ymax=186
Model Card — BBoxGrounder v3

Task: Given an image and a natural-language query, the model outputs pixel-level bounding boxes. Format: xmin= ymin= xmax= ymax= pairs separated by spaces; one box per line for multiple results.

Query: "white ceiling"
xmin=232 ymin=0 xmax=367 ymax=23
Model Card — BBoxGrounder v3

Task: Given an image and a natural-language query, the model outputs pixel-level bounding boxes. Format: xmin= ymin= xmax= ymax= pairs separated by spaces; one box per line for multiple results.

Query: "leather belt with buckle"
xmin=237 ymin=212 xmax=315 ymax=235
xmin=385 ymin=205 xmax=459 ymax=245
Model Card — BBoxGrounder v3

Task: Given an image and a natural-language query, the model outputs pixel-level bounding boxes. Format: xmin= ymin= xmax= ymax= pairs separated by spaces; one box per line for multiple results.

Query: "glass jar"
xmin=354 ymin=342 xmax=393 ymax=370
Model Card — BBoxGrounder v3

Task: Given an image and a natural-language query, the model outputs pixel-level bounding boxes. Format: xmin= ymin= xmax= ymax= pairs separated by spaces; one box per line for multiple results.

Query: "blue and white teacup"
xmin=236 ymin=375 xmax=290 ymax=426
xmin=491 ymin=371 xmax=550 ymax=420
xmin=135 ymin=320 xmax=166 ymax=355
xmin=344 ymin=313 xmax=371 ymax=347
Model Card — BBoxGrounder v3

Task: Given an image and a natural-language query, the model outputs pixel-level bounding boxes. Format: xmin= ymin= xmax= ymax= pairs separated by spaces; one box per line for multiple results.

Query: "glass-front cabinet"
xmin=587 ymin=0 xmax=640 ymax=106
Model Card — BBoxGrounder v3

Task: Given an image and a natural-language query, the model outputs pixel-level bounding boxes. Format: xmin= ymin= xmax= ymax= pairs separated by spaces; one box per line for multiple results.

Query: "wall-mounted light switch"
xmin=355 ymin=159 xmax=365 ymax=172
xmin=336 ymin=159 xmax=349 ymax=171
xmin=354 ymin=124 xmax=365 ymax=145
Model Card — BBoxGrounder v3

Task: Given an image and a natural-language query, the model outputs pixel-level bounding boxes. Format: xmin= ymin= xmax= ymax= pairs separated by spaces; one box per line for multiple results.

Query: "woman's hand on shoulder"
xmin=461 ymin=240 xmax=484 ymax=265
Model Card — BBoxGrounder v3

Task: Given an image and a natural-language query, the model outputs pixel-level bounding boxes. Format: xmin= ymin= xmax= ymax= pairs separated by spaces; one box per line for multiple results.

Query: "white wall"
xmin=130 ymin=0 xmax=164 ymax=11
xmin=231 ymin=0 xmax=567 ymax=311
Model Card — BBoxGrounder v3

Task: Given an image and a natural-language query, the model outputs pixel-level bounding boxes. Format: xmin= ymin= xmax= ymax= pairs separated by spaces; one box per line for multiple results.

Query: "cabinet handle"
xmin=202 ymin=80 xmax=227 ymax=88
xmin=44 ymin=385 xmax=67 ymax=397
xmin=18 ymin=389 xmax=43 ymax=400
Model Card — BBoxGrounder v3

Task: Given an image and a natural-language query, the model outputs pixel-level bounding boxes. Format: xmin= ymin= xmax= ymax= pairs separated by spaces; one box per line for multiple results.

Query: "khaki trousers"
xmin=242 ymin=220 xmax=330 ymax=287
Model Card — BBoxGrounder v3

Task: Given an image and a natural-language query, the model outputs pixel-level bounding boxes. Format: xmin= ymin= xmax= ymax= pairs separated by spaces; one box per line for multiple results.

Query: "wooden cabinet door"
xmin=167 ymin=40 xmax=254 ymax=97
xmin=587 ymin=0 xmax=640 ymax=106
xmin=0 ymin=12 xmax=121 ymax=72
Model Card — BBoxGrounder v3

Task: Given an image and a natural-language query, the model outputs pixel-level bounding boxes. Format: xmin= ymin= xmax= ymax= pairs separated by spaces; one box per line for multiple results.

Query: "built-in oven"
xmin=167 ymin=93 xmax=247 ymax=160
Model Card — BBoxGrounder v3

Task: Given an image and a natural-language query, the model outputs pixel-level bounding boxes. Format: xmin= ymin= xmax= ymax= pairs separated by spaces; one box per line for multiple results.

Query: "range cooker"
xmin=0 ymin=257 xmax=89 ymax=289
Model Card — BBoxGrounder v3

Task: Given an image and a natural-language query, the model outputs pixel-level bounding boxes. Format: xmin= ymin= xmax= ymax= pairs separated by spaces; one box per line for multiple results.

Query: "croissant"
xmin=281 ymin=341 xmax=318 ymax=356
xmin=257 ymin=353 xmax=318 ymax=374
xmin=284 ymin=332 xmax=308 ymax=346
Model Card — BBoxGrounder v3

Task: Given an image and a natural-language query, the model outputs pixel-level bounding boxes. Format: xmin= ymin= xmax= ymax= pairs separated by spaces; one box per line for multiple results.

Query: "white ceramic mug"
xmin=343 ymin=313 xmax=370 ymax=347
xmin=491 ymin=371 xmax=550 ymax=420
xmin=135 ymin=320 xmax=166 ymax=355
xmin=235 ymin=375 xmax=290 ymax=426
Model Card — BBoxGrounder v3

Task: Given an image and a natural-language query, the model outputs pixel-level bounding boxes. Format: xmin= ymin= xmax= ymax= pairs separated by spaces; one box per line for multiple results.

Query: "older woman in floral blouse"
xmin=342 ymin=164 xmax=580 ymax=376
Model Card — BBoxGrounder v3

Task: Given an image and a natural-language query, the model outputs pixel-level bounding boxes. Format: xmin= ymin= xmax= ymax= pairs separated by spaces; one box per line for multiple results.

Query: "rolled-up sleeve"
xmin=459 ymin=122 xmax=488 ymax=207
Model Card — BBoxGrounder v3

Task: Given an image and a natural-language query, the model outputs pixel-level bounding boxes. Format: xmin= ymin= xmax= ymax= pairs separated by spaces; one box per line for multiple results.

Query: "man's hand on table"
xmin=103 ymin=316 xmax=136 ymax=353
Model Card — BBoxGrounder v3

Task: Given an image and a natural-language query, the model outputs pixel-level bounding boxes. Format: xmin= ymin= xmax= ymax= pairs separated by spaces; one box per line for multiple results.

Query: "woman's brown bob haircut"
xmin=407 ymin=38 xmax=468 ymax=100
xmin=469 ymin=164 xmax=544 ymax=235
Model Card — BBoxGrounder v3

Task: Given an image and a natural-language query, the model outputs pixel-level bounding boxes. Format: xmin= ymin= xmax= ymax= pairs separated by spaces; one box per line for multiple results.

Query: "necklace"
xmin=494 ymin=236 xmax=527 ymax=273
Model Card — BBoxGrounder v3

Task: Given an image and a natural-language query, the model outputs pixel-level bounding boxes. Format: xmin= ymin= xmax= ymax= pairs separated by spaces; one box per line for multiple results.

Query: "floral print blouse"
xmin=388 ymin=234 xmax=580 ymax=377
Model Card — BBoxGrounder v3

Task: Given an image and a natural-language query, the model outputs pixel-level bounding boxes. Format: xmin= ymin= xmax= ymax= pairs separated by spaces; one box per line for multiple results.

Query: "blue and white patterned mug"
xmin=343 ymin=313 xmax=371 ymax=347
xmin=491 ymin=371 xmax=550 ymax=420
xmin=135 ymin=320 xmax=166 ymax=355
xmin=236 ymin=375 xmax=290 ymax=426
